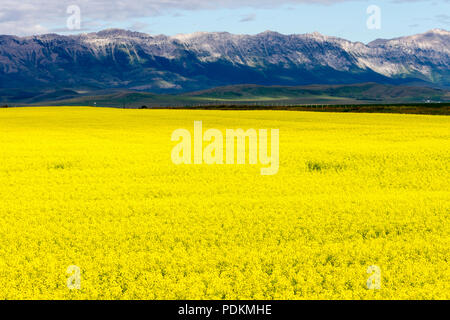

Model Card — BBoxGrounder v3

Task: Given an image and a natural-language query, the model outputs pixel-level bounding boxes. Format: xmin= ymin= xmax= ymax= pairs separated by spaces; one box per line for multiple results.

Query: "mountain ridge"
xmin=0 ymin=29 xmax=448 ymax=95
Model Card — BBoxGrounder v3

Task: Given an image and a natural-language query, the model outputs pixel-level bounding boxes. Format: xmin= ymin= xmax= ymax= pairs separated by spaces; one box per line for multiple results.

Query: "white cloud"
xmin=0 ymin=0 xmax=445 ymax=35
xmin=0 ymin=21 xmax=49 ymax=36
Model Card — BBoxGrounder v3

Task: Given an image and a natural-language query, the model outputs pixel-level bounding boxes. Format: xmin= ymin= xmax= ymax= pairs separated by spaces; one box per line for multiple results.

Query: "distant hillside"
xmin=186 ymin=83 xmax=449 ymax=102
xmin=2 ymin=83 xmax=448 ymax=108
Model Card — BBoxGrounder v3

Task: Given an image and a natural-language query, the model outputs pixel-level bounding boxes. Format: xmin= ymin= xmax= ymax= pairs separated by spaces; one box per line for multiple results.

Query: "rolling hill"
xmin=2 ymin=83 xmax=448 ymax=108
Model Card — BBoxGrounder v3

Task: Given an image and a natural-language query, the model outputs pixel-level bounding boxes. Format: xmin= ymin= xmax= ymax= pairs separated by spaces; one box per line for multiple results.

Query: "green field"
xmin=3 ymin=83 xmax=449 ymax=112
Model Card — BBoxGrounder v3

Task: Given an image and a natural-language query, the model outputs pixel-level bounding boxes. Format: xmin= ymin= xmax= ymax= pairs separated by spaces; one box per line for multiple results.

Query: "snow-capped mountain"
xmin=0 ymin=29 xmax=448 ymax=93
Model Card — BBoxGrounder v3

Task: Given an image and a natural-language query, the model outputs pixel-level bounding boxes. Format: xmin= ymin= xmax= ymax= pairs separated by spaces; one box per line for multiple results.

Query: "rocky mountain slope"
xmin=0 ymin=29 xmax=448 ymax=93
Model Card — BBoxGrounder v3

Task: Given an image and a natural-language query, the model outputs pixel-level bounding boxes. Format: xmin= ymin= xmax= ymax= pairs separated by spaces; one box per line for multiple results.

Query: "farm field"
xmin=0 ymin=107 xmax=448 ymax=299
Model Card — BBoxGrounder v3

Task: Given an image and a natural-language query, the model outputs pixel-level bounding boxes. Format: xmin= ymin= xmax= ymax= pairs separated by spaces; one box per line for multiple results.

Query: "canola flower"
xmin=0 ymin=107 xmax=448 ymax=300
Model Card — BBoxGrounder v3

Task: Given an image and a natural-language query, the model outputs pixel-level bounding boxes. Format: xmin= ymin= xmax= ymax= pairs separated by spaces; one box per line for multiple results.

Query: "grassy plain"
xmin=0 ymin=107 xmax=448 ymax=299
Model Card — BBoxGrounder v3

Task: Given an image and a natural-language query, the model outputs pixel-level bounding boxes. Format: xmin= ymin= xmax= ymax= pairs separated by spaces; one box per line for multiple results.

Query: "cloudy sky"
xmin=0 ymin=0 xmax=448 ymax=42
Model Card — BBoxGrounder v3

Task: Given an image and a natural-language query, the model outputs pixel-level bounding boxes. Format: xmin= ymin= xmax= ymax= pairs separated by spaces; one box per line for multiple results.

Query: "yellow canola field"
xmin=0 ymin=107 xmax=448 ymax=300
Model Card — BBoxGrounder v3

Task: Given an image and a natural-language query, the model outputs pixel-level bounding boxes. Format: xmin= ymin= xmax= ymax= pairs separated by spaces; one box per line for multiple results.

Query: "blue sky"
xmin=0 ymin=0 xmax=449 ymax=43
xmin=132 ymin=1 xmax=449 ymax=42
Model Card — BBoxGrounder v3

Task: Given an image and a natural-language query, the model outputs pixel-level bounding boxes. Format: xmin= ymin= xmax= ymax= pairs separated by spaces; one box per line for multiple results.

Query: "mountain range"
xmin=0 ymin=28 xmax=449 ymax=100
